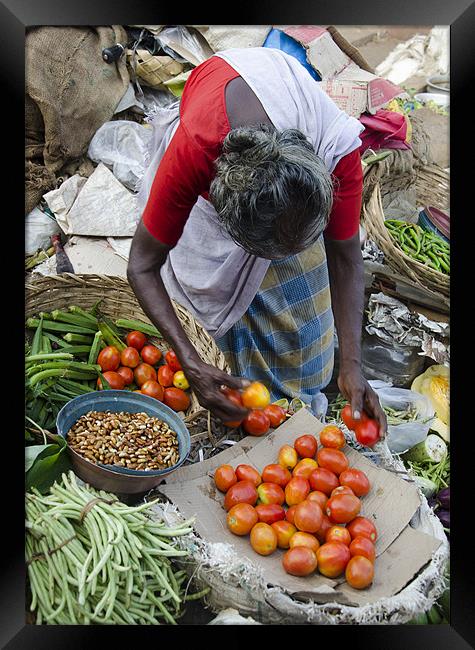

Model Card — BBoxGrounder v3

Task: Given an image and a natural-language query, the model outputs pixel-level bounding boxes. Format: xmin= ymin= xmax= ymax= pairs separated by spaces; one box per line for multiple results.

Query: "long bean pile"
xmin=384 ymin=219 xmax=450 ymax=275
xmin=26 ymin=471 xmax=205 ymax=624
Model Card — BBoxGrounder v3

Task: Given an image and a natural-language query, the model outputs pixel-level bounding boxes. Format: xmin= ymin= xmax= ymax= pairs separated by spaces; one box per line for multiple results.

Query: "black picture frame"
xmin=2 ymin=0 xmax=474 ymax=645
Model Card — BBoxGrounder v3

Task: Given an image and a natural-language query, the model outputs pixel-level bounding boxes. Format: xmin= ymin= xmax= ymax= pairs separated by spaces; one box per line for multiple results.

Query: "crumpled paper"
xmin=362 ymin=238 xmax=385 ymax=264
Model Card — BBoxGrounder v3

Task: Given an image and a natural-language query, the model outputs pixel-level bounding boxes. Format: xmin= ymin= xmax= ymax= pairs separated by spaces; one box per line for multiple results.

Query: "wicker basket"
xmin=362 ymin=157 xmax=450 ymax=299
xmin=25 ymin=273 xmax=230 ymax=427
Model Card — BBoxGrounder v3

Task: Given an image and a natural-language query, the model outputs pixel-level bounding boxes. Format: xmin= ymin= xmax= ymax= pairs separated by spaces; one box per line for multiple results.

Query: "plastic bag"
xmin=25 ymin=207 xmax=61 ymax=255
xmin=362 ymin=331 xmax=425 ymax=388
xmin=88 ymin=121 xmax=153 ymax=191
xmin=368 ymin=380 xmax=435 ymax=454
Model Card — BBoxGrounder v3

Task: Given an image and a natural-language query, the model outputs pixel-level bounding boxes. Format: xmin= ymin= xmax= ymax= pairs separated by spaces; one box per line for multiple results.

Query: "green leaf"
xmin=25 ymin=444 xmax=56 ymax=473
xmin=25 ymin=436 xmax=70 ymax=493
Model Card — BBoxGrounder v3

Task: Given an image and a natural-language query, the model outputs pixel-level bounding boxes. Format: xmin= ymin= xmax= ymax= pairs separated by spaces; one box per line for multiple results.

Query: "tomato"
xmin=120 ymin=346 xmax=140 ymax=369
xmin=326 ymin=525 xmax=352 ymax=546
xmin=326 ymin=494 xmax=361 ymax=524
xmin=278 ymin=445 xmax=298 ymax=471
xmin=307 ymin=491 xmax=328 ymax=510
xmin=224 ymin=480 xmax=258 ymax=511
xmin=331 ymin=486 xmax=355 ymax=498
xmin=235 ymin=464 xmax=261 ymax=487
xmin=349 ymin=536 xmax=376 ymax=563
xmin=341 ymin=404 xmax=366 ymax=430
xmin=165 ymin=350 xmax=182 ymax=373
xmin=125 ymin=330 xmax=147 ymax=351
xmin=227 ymin=503 xmax=258 ymax=536
xmin=242 ymin=410 xmax=270 ymax=437
xmin=315 ymin=515 xmax=333 ymax=543
xmin=172 ymin=371 xmax=189 ymax=390
xmin=289 ymin=531 xmax=320 ymax=554
xmin=261 ymin=464 xmax=292 ymax=488
xmin=285 ymin=505 xmax=297 ymax=525
xmin=345 ymin=556 xmax=374 ymax=589
xmin=140 ymin=344 xmax=162 ymax=366
xmin=214 ymin=464 xmax=237 ymax=493
xmin=97 ymin=370 xmax=125 ymax=390
xmin=319 ymin=425 xmax=346 ymax=449
xmin=294 ymin=434 xmax=318 ymax=459
xmin=257 ymin=482 xmax=285 ymax=506
xmin=223 ymin=391 xmax=246 ymax=428
xmin=282 ymin=547 xmax=318 ymax=576
xmin=271 ymin=520 xmax=297 ymax=549
xmin=134 ymin=363 xmax=156 ymax=387
xmin=116 ymin=366 xmax=134 ymax=385
xmin=292 ymin=458 xmax=318 ymax=480
xmin=293 ymin=500 xmax=323 ymax=533
xmin=309 ymin=468 xmax=339 ymax=495
xmin=255 ymin=503 xmax=286 ymax=525
xmin=346 ymin=517 xmax=378 ymax=543
xmin=97 ymin=346 xmax=120 ymax=372
xmin=263 ymin=404 xmax=287 ymax=428
xmin=316 ymin=448 xmax=349 ymax=476
xmin=355 ymin=418 xmax=380 ymax=447
xmin=250 ymin=522 xmax=278 ymax=556
xmin=157 ymin=365 xmax=175 ymax=388
xmin=339 ymin=468 xmax=370 ymax=497
xmin=284 ymin=477 xmax=310 ymax=507
xmin=163 ymin=387 xmax=190 ymax=412
xmin=241 ymin=381 xmax=270 ymax=410
xmin=317 ymin=542 xmax=351 ymax=578
xmin=140 ymin=380 xmax=164 ymax=401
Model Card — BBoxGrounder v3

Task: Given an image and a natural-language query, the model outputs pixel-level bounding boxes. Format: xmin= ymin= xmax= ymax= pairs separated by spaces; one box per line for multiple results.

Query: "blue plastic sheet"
xmin=263 ymin=28 xmax=321 ymax=81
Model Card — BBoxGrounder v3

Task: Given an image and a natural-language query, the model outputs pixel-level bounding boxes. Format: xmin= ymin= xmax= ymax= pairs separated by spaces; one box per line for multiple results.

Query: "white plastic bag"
xmin=88 ymin=121 xmax=153 ymax=191
xmin=25 ymin=207 xmax=61 ymax=255
xmin=368 ymin=380 xmax=435 ymax=454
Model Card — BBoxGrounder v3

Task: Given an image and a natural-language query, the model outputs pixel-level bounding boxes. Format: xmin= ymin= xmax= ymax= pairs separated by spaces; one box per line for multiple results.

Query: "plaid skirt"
xmin=216 ymin=236 xmax=335 ymax=405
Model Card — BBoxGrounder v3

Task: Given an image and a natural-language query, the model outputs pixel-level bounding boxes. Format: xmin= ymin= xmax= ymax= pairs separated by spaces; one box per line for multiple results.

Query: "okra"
xmin=87 ymin=331 xmax=103 ymax=365
xmin=68 ymin=306 xmax=99 ymax=325
xmin=42 ymin=335 xmax=53 ymax=355
xmin=97 ymin=323 xmax=126 ymax=352
xmin=26 ymin=352 xmax=74 ymax=364
xmin=31 ymin=317 xmax=44 ymax=357
xmin=26 ymin=318 xmax=96 ymax=335
xmin=57 ymin=345 xmax=92 ymax=356
xmin=43 ymin=332 xmax=70 ymax=348
xmin=51 ymin=310 xmax=98 ymax=329
xmin=62 ymin=333 xmax=94 ymax=345
xmin=29 ymin=369 xmax=99 ymax=387
xmin=115 ymin=319 xmax=162 ymax=339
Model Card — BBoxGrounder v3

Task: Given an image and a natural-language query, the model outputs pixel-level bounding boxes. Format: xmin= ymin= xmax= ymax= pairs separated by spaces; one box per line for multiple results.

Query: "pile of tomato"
xmin=223 ymin=381 xmax=287 ymax=436
xmin=214 ymin=425 xmax=378 ymax=590
xmin=96 ymin=331 xmax=191 ymax=412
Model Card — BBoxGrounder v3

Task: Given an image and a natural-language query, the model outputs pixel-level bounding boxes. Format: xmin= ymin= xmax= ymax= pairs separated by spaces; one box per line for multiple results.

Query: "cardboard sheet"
xmin=159 ymin=408 xmax=441 ymax=605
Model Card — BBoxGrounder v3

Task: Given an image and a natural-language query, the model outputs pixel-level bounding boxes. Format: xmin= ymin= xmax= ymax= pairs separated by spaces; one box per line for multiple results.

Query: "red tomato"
xmin=165 ymin=349 xmax=182 ymax=373
xmin=289 ymin=531 xmax=320 ymax=554
xmin=346 ymin=517 xmax=378 ymax=543
xmin=241 ymin=382 xmax=270 ymax=410
xmin=96 ymin=370 xmax=125 ymax=390
xmin=316 ymin=542 xmax=351 ymax=578
xmin=141 ymin=344 xmax=162 ymax=366
xmin=255 ymin=503 xmax=286 ymax=525
xmin=345 ymin=556 xmax=374 ymax=589
xmin=309 ymin=468 xmax=339 ymax=496
xmin=349 ymin=536 xmax=376 ymax=563
xmin=134 ymin=363 xmax=156 ymax=387
xmin=319 ymin=425 xmax=346 ymax=449
xmin=116 ymin=366 xmax=134 ymax=385
xmin=285 ymin=505 xmax=298 ymax=525
xmin=316 ymin=448 xmax=349 ymax=476
xmin=97 ymin=346 xmax=120 ymax=372
xmin=224 ymin=480 xmax=258 ymax=511
xmin=307 ymin=491 xmax=328 ymax=510
xmin=271 ymin=520 xmax=297 ymax=549
xmin=283 ymin=547 xmax=318 ymax=576
xmin=293 ymin=500 xmax=323 ymax=533
xmin=315 ymin=514 xmax=333 ymax=543
xmin=294 ymin=434 xmax=318 ymax=459
xmin=242 ymin=410 xmax=270 ymax=437
xmin=214 ymin=465 xmax=237 ymax=493
xmin=257 ymin=482 xmax=285 ymax=506
xmin=341 ymin=404 xmax=366 ymax=430
xmin=226 ymin=503 xmax=258 ymax=536
xmin=163 ymin=387 xmax=190 ymax=412
xmin=326 ymin=494 xmax=361 ymax=524
xmin=278 ymin=445 xmax=299 ymax=471
xmin=326 ymin=525 xmax=352 ymax=546
xmin=339 ymin=468 xmax=371 ymax=497
xmin=355 ymin=418 xmax=380 ymax=447
xmin=292 ymin=458 xmax=318 ymax=480
xmin=125 ymin=330 xmax=147 ymax=351
xmin=235 ymin=464 xmax=261 ymax=487
xmin=223 ymin=391 xmax=246 ymax=428
xmin=140 ymin=380 xmax=164 ymax=401
xmin=331 ymin=485 xmax=355 ymax=498
xmin=263 ymin=404 xmax=287 ymax=428
xmin=261 ymin=464 xmax=292 ymax=488
xmin=284 ymin=477 xmax=310 ymax=507
xmin=250 ymin=522 xmax=277 ymax=556
xmin=157 ymin=365 xmax=175 ymax=387
xmin=120 ymin=346 xmax=140 ymax=369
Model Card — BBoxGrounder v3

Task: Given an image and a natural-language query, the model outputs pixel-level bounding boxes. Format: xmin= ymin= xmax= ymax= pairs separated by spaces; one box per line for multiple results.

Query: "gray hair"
xmin=209 ymin=125 xmax=334 ymax=259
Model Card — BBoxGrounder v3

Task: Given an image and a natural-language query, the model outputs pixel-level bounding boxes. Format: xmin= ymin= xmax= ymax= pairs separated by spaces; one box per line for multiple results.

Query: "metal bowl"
xmin=56 ymin=391 xmax=191 ymax=495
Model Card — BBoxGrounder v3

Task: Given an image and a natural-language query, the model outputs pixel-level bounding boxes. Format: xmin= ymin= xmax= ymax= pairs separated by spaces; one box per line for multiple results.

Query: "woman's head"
xmin=209 ymin=125 xmax=333 ymax=259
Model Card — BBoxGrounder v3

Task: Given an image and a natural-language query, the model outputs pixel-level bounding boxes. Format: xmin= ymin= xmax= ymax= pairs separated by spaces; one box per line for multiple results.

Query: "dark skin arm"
xmin=324 ymin=233 xmax=387 ymax=438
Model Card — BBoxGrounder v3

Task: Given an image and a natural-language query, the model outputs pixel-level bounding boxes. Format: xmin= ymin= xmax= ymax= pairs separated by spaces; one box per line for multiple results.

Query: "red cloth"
xmin=358 ymin=109 xmax=410 ymax=154
xmin=143 ymin=56 xmax=362 ymax=246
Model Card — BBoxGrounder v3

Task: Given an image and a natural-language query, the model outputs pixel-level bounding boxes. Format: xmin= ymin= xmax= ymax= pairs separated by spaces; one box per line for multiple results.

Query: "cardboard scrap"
xmin=159 ymin=408 xmax=441 ymax=606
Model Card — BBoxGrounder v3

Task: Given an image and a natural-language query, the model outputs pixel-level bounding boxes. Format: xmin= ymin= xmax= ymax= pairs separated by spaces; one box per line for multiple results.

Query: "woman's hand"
xmin=337 ymin=365 xmax=387 ymax=439
xmin=184 ymin=360 xmax=250 ymax=422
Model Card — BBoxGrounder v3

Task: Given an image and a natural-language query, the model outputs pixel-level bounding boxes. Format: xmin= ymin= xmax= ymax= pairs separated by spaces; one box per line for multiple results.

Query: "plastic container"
xmin=414 ymin=92 xmax=449 ymax=108
xmin=426 ymin=74 xmax=449 ymax=94
xmin=57 ymin=390 xmax=191 ymax=494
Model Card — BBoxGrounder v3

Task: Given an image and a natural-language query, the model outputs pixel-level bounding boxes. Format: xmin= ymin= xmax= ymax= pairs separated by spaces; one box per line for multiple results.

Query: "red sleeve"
xmin=141 ymin=123 xmax=215 ymax=247
xmin=324 ymin=148 xmax=363 ymax=240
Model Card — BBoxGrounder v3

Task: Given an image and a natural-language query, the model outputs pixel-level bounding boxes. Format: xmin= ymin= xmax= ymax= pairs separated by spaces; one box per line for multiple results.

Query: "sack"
xmin=25 ymin=208 xmax=61 ymax=255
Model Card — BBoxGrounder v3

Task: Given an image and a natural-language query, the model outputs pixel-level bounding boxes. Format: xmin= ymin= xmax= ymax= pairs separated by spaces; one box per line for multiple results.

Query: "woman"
xmin=128 ymin=47 xmax=387 ymax=435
